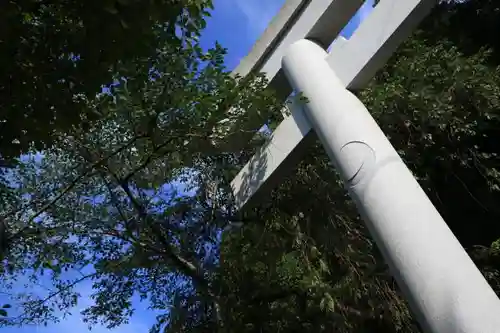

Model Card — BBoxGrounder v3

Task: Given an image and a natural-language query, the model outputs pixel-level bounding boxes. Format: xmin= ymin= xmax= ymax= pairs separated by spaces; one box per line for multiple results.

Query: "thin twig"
xmin=13 ymin=273 xmax=96 ymax=325
xmin=122 ymin=138 xmax=173 ymax=183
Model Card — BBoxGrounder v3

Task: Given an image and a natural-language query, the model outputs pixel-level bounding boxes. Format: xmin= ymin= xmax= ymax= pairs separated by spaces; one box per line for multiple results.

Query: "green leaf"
xmin=104 ymin=4 xmax=119 ymax=14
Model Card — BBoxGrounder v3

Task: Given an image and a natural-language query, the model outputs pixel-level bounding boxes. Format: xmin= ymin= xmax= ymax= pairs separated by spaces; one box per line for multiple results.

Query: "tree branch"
xmin=122 ymin=138 xmax=173 ymax=183
xmin=116 ymin=178 xmax=223 ymax=329
xmin=13 ymin=273 xmax=97 ymax=326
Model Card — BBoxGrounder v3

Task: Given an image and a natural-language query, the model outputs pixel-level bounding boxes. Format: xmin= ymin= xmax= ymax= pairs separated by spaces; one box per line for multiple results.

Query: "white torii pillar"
xmin=282 ymin=38 xmax=500 ymax=333
xmin=230 ymin=0 xmax=500 ymax=332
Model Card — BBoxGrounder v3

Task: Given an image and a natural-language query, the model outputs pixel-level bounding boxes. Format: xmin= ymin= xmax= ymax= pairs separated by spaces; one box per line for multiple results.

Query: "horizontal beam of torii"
xmin=231 ymin=0 xmax=435 ymax=209
xmin=229 ymin=0 xmax=500 ymax=332
xmin=216 ymin=0 xmax=365 ymax=153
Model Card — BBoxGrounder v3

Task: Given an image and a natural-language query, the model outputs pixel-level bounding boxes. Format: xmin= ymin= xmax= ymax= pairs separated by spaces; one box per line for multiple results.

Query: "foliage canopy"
xmin=0 ymin=0 xmax=212 ymax=161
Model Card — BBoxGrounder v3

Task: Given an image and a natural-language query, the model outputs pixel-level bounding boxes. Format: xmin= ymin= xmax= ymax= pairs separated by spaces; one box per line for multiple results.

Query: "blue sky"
xmin=3 ymin=1 xmax=373 ymax=332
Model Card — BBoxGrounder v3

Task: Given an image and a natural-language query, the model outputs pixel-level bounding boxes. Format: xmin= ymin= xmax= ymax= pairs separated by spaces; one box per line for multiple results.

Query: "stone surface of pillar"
xmin=282 ymin=39 xmax=500 ymax=333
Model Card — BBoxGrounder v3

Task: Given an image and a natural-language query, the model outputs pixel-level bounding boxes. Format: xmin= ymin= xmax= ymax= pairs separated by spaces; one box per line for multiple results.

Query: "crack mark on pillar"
xmin=340 ymin=140 xmax=375 ymax=187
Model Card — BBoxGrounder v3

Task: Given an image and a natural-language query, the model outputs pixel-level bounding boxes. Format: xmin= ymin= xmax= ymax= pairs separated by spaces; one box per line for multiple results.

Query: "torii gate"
xmin=229 ymin=0 xmax=500 ymax=332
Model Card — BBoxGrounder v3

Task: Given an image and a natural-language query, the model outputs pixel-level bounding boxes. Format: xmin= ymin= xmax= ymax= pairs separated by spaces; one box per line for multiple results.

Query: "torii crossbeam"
xmin=229 ymin=0 xmax=500 ymax=332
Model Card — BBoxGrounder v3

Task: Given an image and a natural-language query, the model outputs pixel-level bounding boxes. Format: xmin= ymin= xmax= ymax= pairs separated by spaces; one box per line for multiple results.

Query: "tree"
xmin=0 ymin=0 xmax=212 ymax=161
xmin=0 ymin=35 xmax=283 ymax=332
